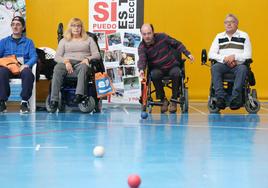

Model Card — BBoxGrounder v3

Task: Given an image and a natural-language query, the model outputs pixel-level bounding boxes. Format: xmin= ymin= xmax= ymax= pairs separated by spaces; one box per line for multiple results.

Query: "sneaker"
xmin=49 ymin=101 xmax=58 ymax=113
xmin=0 ymin=100 xmax=7 ymax=113
xmin=230 ymin=97 xmax=242 ymax=110
xmin=20 ymin=101 xmax=30 ymax=113
xmin=161 ymin=98 xmax=169 ymax=113
xmin=216 ymin=97 xmax=226 ymax=110
xmin=169 ymin=101 xmax=177 ymax=113
xmin=73 ymin=94 xmax=83 ymax=104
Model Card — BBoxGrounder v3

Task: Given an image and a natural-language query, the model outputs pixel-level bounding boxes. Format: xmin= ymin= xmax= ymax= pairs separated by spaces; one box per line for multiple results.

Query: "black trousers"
xmin=150 ymin=66 xmax=180 ymax=100
xmin=0 ymin=67 xmax=34 ymax=101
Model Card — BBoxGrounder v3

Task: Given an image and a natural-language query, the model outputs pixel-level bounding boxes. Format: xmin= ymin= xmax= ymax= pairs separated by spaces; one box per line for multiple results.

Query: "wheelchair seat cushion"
xmin=223 ymin=73 xmax=235 ymax=81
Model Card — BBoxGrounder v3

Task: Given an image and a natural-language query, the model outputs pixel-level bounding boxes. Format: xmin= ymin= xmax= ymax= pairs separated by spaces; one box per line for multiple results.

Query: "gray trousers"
xmin=51 ymin=61 xmax=89 ymax=101
xmin=211 ymin=63 xmax=248 ymax=100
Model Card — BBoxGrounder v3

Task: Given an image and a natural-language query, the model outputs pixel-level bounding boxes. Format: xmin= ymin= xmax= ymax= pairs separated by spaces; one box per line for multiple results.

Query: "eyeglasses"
xmin=224 ymin=20 xmax=236 ymax=24
xmin=71 ymin=24 xmax=82 ymax=28
xmin=11 ymin=23 xmax=22 ymax=27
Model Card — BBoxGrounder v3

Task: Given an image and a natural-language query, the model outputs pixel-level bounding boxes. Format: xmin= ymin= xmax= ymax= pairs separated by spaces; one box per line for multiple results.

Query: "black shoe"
xmin=20 ymin=101 xmax=30 ymax=113
xmin=49 ymin=101 xmax=58 ymax=113
xmin=73 ymin=94 xmax=83 ymax=104
xmin=0 ymin=100 xmax=7 ymax=113
xmin=216 ymin=98 xmax=226 ymax=110
xmin=230 ymin=97 xmax=242 ymax=110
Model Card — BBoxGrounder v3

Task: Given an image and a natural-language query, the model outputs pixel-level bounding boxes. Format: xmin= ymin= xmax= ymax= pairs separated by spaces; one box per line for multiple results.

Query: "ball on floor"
xmin=141 ymin=112 xmax=148 ymax=119
xmin=93 ymin=146 xmax=105 ymax=157
xmin=128 ymin=174 xmax=141 ymax=188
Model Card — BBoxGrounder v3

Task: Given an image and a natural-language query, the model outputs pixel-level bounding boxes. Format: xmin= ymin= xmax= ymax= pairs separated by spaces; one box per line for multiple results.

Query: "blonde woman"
xmin=49 ymin=18 xmax=100 ymax=112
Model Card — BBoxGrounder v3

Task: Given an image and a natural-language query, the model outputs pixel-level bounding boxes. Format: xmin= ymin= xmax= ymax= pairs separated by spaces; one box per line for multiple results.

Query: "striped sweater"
xmin=138 ymin=33 xmax=191 ymax=71
xmin=208 ymin=29 xmax=252 ymax=64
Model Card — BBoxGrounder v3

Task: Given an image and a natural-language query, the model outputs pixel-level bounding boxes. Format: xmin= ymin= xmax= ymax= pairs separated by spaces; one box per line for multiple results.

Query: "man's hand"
xmin=224 ymin=54 xmax=235 ymax=64
xmin=188 ymin=54 xmax=195 ymax=63
xmin=226 ymin=60 xmax=237 ymax=68
xmin=224 ymin=55 xmax=237 ymax=68
xmin=139 ymin=70 xmax=145 ymax=79
xmin=20 ymin=64 xmax=29 ymax=72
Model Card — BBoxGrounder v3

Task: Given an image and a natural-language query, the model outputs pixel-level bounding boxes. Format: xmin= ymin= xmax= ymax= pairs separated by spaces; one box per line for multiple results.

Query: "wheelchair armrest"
xmin=90 ymin=59 xmax=105 ymax=73
xmin=244 ymin=59 xmax=253 ymax=66
xmin=209 ymin=58 xmax=218 ymax=65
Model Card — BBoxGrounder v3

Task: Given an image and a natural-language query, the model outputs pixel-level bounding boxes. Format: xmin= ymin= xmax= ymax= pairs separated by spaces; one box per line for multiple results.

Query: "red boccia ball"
xmin=128 ymin=174 xmax=141 ymax=188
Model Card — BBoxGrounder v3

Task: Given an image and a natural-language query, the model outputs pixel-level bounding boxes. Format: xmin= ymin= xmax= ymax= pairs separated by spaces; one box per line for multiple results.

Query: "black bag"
xmin=36 ymin=48 xmax=56 ymax=81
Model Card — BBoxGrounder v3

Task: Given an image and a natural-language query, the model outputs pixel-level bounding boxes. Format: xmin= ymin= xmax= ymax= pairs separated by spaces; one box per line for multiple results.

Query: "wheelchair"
xmin=140 ymin=55 xmax=189 ymax=113
xmin=45 ymin=23 xmax=105 ymax=113
xmin=201 ymin=49 xmax=260 ymax=114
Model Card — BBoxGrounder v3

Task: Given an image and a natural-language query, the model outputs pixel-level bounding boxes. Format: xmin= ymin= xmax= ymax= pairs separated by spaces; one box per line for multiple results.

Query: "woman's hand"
xmin=80 ymin=59 xmax=89 ymax=66
xmin=64 ymin=60 xmax=73 ymax=74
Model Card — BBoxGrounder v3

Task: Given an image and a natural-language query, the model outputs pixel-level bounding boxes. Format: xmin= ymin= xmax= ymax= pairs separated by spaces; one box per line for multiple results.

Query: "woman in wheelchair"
xmin=49 ymin=18 xmax=100 ymax=113
xmin=138 ymin=23 xmax=194 ymax=113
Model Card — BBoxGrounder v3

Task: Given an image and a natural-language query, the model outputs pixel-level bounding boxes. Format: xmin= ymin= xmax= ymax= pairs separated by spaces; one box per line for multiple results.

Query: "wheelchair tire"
xmin=78 ymin=96 xmax=95 ymax=113
xmin=45 ymin=93 xmax=65 ymax=112
xmin=245 ymin=98 xmax=260 ymax=114
xmin=207 ymin=98 xmax=220 ymax=113
xmin=180 ymin=88 xmax=188 ymax=113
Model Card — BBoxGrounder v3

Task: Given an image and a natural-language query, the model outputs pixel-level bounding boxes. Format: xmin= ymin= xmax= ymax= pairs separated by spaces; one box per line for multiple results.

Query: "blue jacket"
xmin=0 ymin=35 xmax=37 ymax=68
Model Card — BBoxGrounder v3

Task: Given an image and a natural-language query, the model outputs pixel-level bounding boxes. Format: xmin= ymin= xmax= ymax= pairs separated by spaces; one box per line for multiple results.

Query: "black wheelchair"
xmin=140 ymin=55 xmax=189 ymax=113
xmin=46 ymin=23 xmax=105 ymax=113
xmin=201 ymin=49 xmax=260 ymax=114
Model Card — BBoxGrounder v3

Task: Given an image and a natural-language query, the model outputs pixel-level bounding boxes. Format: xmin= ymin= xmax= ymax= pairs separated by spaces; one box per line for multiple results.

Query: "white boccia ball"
xmin=93 ymin=146 xmax=105 ymax=157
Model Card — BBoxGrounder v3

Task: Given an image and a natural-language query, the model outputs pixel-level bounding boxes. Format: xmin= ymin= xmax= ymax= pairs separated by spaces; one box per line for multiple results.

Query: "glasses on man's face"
xmin=11 ymin=23 xmax=22 ymax=27
xmin=224 ymin=20 xmax=236 ymax=25
xmin=71 ymin=24 xmax=82 ymax=28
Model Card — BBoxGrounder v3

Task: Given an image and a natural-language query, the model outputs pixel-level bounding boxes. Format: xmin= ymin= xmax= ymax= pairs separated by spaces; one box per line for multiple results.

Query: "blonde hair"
xmin=64 ymin=18 xmax=88 ymax=41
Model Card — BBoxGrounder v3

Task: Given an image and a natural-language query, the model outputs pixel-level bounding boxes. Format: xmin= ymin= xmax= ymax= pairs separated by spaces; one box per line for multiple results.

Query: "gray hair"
xmin=225 ymin=14 xmax=239 ymax=24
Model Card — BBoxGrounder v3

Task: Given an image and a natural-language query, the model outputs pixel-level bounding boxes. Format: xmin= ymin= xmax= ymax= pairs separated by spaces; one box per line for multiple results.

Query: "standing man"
xmin=138 ymin=23 xmax=194 ymax=113
xmin=0 ymin=16 xmax=37 ymax=113
xmin=208 ymin=14 xmax=251 ymax=110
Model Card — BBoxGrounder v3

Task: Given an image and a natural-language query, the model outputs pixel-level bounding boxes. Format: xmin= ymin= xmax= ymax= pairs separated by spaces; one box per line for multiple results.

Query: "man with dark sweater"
xmin=138 ymin=24 xmax=194 ymax=113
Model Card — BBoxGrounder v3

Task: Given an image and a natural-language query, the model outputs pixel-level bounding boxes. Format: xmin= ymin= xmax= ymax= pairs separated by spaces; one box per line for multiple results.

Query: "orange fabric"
xmin=0 ymin=55 xmax=21 ymax=75
xmin=95 ymin=72 xmax=115 ymax=98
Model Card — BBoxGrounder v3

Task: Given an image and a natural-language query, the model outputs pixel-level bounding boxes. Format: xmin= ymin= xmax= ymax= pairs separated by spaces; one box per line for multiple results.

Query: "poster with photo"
xmin=89 ymin=0 xmax=144 ymax=104
xmin=0 ymin=0 xmax=26 ymax=39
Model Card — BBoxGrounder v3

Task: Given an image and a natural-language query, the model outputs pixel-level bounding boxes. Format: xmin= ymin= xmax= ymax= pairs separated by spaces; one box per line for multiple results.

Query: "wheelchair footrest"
xmin=170 ymin=98 xmax=180 ymax=104
xmin=148 ymin=101 xmax=163 ymax=106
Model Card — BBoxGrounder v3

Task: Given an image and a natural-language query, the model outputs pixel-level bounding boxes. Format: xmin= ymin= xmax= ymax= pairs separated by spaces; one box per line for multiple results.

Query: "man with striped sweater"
xmin=208 ymin=14 xmax=252 ymax=110
xmin=138 ymin=24 xmax=194 ymax=113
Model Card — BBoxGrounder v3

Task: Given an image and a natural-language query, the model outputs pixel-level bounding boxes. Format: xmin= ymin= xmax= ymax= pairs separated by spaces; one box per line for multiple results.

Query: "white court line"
xmin=35 ymin=144 xmax=40 ymax=151
xmin=261 ymin=106 xmax=268 ymax=111
xmin=189 ymin=105 xmax=207 ymax=115
xmin=122 ymin=107 xmax=129 ymax=114
xmin=8 ymin=146 xmax=68 ymax=149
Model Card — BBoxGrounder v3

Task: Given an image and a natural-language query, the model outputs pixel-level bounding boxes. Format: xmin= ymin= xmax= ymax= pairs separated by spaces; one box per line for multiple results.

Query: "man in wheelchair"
xmin=138 ymin=23 xmax=194 ymax=113
xmin=49 ymin=18 xmax=101 ymax=113
xmin=208 ymin=14 xmax=253 ymax=110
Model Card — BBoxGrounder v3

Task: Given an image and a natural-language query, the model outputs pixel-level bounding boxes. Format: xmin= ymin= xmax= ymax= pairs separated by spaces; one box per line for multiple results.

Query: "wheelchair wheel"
xmin=180 ymin=88 xmax=188 ymax=113
xmin=78 ymin=96 xmax=95 ymax=113
xmin=45 ymin=93 xmax=65 ymax=112
xmin=245 ymin=98 xmax=260 ymax=114
xmin=208 ymin=98 xmax=220 ymax=113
